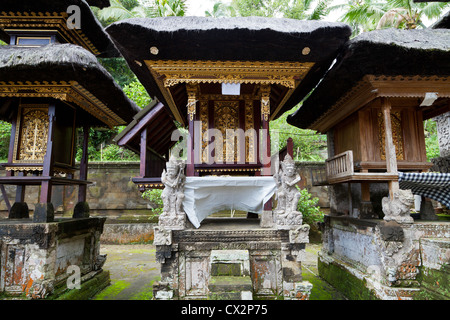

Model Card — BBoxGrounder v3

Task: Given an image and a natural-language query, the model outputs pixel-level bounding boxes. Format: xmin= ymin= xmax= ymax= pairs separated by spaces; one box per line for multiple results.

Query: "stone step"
xmin=208 ymin=276 xmax=253 ymax=300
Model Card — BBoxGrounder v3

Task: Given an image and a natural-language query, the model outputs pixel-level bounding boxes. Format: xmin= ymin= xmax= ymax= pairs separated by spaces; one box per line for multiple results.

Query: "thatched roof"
xmin=432 ymin=11 xmax=450 ymax=29
xmin=0 ymin=0 xmax=119 ymax=57
xmin=106 ymin=16 xmax=352 ymax=121
xmin=287 ymin=28 xmax=450 ymax=130
xmin=0 ymin=43 xmax=140 ymax=126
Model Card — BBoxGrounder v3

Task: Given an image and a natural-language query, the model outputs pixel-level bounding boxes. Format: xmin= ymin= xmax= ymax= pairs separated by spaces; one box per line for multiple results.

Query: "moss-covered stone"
xmin=48 ymin=270 xmax=111 ymax=300
xmin=414 ymin=264 xmax=450 ymax=300
xmin=318 ymin=258 xmax=378 ymax=300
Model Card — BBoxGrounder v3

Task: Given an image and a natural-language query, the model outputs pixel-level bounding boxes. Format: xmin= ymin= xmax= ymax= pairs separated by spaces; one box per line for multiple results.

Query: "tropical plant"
xmin=330 ymin=0 xmax=449 ymax=35
xmin=142 ymin=188 xmax=164 ymax=214
xmin=376 ymin=0 xmax=448 ymax=29
xmin=205 ymin=2 xmax=237 ymax=17
xmin=0 ymin=121 xmax=11 ymax=161
xmin=123 ymin=79 xmax=152 ymax=108
xmin=270 ymin=105 xmax=327 ymax=161
xmin=329 ymin=0 xmax=386 ymax=35
xmin=297 ymin=187 xmax=324 ymax=225
xmin=208 ymin=0 xmax=332 ymax=20
xmin=424 ymin=119 xmax=440 ymax=160
xmin=95 ymin=0 xmax=187 ymax=24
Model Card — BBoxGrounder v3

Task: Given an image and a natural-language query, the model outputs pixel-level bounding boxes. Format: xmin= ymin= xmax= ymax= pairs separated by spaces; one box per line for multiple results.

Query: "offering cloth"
xmin=182 ymin=176 xmax=277 ymax=228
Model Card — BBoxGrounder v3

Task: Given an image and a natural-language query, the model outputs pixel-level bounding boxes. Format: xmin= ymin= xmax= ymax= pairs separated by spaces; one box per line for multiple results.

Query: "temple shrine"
xmin=288 ymin=28 xmax=450 ymax=299
xmin=0 ymin=0 xmax=448 ymax=301
xmin=108 ymin=16 xmax=351 ymax=299
xmin=0 ymin=0 xmax=139 ymax=298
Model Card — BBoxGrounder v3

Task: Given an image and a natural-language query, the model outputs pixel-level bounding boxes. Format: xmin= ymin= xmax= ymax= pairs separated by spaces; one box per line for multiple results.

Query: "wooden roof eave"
xmin=308 ymin=75 xmax=450 ymax=133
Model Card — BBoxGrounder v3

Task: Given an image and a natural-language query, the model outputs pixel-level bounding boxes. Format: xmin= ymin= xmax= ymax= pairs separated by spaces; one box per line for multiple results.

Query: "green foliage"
xmin=142 ymin=189 xmax=163 ymax=214
xmin=101 ymin=144 xmax=140 ymax=161
xmin=424 ymin=119 xmax=440 ymax=160
xmin=330 ymin=0 xmax=449 ymax=35
xmin=0 ymin=121 xmax=11 ymax=161
xmin=270 ymin=105 xmax=327 ymax=161
xmin=297 ymin=187 xmax=324 ymax=225
xmin=227 ymin=0 xmax=332 ymax=19
xmin=98 ymin=58 xmax=136 ymax=88
xmin=123 ymin=80 xmax=152 ymax=108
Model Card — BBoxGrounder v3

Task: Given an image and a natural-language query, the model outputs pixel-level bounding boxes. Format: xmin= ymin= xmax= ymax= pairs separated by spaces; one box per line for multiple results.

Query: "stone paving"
xmin=92 ymin=243 xmax=347 ymax=300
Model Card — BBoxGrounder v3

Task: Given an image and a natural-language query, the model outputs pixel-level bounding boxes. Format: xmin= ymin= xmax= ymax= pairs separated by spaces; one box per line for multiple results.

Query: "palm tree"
xmin=331 ymin=0 xmax=449 ymax=35
xmin=152 ymin=0 xmax=187 ymax=17
xmin=205 ymin=2 xmax=237 ymax=17
xmin=377 ymin=0 xmax=449 ymax=29
xmin=329 ymin=0 xmax=386 ymax=35
xmin=206 ymin=0 xmax=332 ymax=20
xmin=96 ymin=0 xmax=151 ymax=22
xmin=96 ymin=0 xmax=186 ymax=25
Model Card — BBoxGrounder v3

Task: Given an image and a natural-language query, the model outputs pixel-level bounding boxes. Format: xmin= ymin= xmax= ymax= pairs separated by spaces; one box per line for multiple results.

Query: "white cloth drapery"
xmin=182 ymin=176 xmax=277 ymax=228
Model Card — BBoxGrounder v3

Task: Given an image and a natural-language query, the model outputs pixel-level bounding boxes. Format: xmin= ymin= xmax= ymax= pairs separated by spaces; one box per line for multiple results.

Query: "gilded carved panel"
xmin=378 ymin=111 xmax=404 ymax=160
xmin=199 ymin=100 xmax=257 ymax=164
xmin=15 ymin=107 xmax=49 ymax=162
xmin=214 ymin=101 xmax=240 ymax=163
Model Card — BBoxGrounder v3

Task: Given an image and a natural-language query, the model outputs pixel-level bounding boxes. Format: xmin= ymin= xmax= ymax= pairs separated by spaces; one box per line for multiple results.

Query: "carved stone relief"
xmin=274 ymin=154 xmax=303 ymax=228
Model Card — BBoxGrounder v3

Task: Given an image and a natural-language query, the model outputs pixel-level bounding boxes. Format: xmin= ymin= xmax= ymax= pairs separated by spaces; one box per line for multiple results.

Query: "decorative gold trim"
xmin=144 ymin=60 xmax=314 ymax=124
xmin=186 ymin=83 xmax=198 ymax=121
xmin=0 ymin=12 xmax=100 ymax=55
xmin=260 ymin=85 xmax=270 ymax=121
xmin=196 ymin=168 xmax=262 ymax=173
xmin=137 ymin=183 xmax=164 ymax=189
xmin=5 ymin=166 xmax=43 ymax=172
xmin=145 ymin=60 xmax=314 ymax=89
xmin=0 ymin=81 xmax=125 ymax=127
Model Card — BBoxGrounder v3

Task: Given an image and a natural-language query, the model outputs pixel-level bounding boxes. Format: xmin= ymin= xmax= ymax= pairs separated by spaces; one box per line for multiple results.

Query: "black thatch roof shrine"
xmin=0 ymin=43 xmax=140 ymax=127
xmin=0 ymin=0 xmax=119 ymax=57
xmin=287 ymin=28 xmax=450 ymax=131
xmin=432 ymin=11 xmax=450 ymax=29
xmin=106 ymin=16 xmax=352 ymax=124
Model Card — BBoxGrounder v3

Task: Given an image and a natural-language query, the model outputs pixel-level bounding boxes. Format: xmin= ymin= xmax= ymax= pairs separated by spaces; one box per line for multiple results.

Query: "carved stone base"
xmin=276 ymin=210 xmax=303 ymax=229
xmin=154 ymin=219 xmax=312 ymax=300
xmin=158 ymin=213 xmax=186 ymax=230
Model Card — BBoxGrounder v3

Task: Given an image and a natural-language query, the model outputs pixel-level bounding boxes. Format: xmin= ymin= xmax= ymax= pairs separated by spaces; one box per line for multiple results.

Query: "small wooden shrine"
xmin=108 ymin=16 xmax=351 ymax=183
xmin=108 ymin=16 xmax=352 ymax=299
xmin=288 ymin=28 xmax=450 ymax=300
xmin=0 ymin=0 xmax=140 ymax=299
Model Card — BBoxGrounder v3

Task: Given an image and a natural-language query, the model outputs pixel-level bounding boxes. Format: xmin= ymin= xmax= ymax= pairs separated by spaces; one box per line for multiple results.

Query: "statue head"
xmin=281 ymin=154 xmax=296 ymax=177
xmin=165 ymin=157 xmax=184 ymax=179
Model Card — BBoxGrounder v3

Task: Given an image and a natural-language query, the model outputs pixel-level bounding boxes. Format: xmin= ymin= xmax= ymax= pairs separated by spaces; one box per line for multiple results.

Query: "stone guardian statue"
xmin=159 ymin=157 xmax=186 ymax=230
xmin=274 ymin=154 xmax=303 ymax=228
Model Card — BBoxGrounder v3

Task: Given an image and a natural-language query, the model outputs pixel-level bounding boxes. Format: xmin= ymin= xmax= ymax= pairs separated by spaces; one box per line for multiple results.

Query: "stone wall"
xmin=319 ymin=216 xmax=450 ymax=300
xmin=0 ymin=162 xmax=154 ymax=219
xmin=434 ymin=112 xmax=450 ymax=158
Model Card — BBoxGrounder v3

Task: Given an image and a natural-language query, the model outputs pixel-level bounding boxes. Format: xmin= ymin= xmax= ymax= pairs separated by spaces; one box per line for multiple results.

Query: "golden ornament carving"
xmin=0 ymin=81 xmax=125 ymax=127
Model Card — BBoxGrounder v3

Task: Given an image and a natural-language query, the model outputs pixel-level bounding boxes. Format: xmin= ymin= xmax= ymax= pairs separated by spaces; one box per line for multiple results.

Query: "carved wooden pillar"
xmin=186 ymin=84 xmax=198 ymax=176
xmin=261 ymin=85 xmax=271 ymax=176
xmin=381 ymin=98 xmax=400 ymax=199
xmin=78 ymin=124 xmax=90 ymax=202
xmin=261 ymin=85 xmax=272 ymax=210
xmin=39 ymin=104 xmax=55 ymax=204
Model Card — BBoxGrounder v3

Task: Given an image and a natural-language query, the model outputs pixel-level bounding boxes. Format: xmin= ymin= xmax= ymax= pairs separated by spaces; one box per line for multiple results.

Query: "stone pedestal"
xmin=153 ymin=218 xmax=312 ymax=300
xmin=0 ymin=217 xmax=108 ymax=299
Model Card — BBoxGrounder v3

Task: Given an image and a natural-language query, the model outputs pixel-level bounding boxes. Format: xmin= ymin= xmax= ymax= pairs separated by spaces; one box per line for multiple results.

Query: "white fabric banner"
xmin=182 ymin=176 xmax=277 ymax=228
